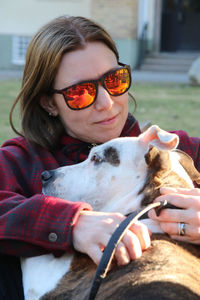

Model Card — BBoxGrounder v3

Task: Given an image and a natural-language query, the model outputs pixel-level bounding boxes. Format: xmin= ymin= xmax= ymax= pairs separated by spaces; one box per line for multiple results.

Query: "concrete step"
xmin=140 ymin=64 xmax=190 ymax=73
xmin=144 ymin=57 xmax=194 ymax=66
xmin=139 ymin=52 xmax=200 ymax=73
xmin=148 ymin=52 xmax=199 ymax=60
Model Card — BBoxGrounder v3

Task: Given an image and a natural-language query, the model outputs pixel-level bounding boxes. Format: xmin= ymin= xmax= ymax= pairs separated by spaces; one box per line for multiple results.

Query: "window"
xmin=12 ymin=36 xmax=31 ymax=65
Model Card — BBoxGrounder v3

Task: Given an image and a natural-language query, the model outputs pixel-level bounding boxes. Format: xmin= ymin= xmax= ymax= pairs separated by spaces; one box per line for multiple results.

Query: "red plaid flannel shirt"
xmin=0 ymin=114 xmax=200 ymax=257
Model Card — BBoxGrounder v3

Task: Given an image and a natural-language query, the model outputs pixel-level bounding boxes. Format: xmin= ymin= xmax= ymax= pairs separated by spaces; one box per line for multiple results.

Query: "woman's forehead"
xmin=54 ymin=42 xmax=118 ymax=88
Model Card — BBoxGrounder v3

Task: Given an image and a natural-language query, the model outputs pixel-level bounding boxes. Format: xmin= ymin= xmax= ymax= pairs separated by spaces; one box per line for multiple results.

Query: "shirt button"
xmin=48 ymin=232 xmax=57 ymax=242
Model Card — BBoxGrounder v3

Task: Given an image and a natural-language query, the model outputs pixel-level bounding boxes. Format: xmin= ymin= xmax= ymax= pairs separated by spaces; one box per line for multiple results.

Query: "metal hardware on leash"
xmin=87 ymin=200 xmax=168 ymax=300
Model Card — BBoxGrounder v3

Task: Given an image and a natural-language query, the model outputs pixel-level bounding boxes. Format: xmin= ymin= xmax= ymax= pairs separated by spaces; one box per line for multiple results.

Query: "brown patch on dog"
xmin=42 ymin=237 xmax=200 ymax=300
xmin=174 ymin=149 xmax=200 ymax=184
xmin=140 ymin=147 xmax=196 ymax=206
xmin=41 ymin=147 xmax=200 ymax=300
xmin=104 ymin=147 xmax=120 ymax=166
xmin=41 ymin=253 xmax=96 ymax=300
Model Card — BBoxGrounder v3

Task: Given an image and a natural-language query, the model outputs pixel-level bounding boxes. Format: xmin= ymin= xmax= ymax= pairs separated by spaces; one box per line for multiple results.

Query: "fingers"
xmin=148 ymin=192 xmax=200 ymax=224
xmin=148 ymin=187 xmax=200 ymax=222
xmin=159 ymin=187 xmax=200 ymax=210
xmin=159 ymin=221 xmax=200 ymax=240
xmin=115 ymin=222 xmax=151 ymax=266
xmin=73 ymin=210 xmax=151 ymax=266
xmin=85 ymin=231 xmax=143 ymax=266
xmin=147 ymin=187 xmax=200 ymax=245
xmin=87 ymin=245 xmax=104 ymax=266
xmin=148 ymin=207 xmax=187 ymax=223
xmin=88 ymin=231 xmax=144 ymax=267
xmin=115 ymin=241 xmax=131 ymax=265
xmin=91 ymin=224 xmax=150 ymax=267
xmin=116 ymin=231 xmax=142 ymax=265
xmin=129 ymin=221 xmax=151 ymax=251
xmin=160 ymin=187 xmax=200 ymax=197
xmin=149 ymin=205 xmax=200 ymax=228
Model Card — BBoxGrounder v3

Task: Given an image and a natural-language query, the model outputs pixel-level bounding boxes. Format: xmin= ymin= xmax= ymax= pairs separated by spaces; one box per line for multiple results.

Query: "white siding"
xmin=0 ymin=0 xmax=91 ymax=35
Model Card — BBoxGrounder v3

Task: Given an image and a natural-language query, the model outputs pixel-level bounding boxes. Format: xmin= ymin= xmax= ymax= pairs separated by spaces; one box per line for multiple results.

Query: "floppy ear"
xmin=40 ymin=95 xmax=58 ymax=116
xmin=139 ymin=125 xmax=179 ymax=150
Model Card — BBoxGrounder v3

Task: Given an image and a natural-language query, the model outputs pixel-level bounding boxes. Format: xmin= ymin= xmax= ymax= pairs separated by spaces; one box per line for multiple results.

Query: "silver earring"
xmin=49 ymin=111 xmax=57 ymax=117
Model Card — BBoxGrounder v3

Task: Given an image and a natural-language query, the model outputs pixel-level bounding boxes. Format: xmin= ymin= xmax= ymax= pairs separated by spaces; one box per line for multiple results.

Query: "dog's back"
xmin=41 ymin=146 xmax=200 ymax=299
xmin=23 ymin=126 xmax=200 ymax=300
xmin=41 ymin=236 xmax=200 ymax=300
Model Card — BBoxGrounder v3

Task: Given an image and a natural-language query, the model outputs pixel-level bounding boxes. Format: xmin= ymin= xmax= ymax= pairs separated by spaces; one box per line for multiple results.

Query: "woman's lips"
xmin=95 ymin=114 xmax=118 ymax=125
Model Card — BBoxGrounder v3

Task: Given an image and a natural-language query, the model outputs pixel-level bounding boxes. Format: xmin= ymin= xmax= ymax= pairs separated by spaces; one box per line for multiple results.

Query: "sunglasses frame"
xmin=52 ymin=62 xmax=131 ymax=111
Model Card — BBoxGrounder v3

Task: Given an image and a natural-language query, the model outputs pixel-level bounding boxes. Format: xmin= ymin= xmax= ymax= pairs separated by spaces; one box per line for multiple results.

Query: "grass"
xmin=129 ymin=83 xmax=200 ymax=137
xmin=0 ymin=80 xmax=21 ymax=144
xmin=0 ymin=79 xmax=200 ymax=145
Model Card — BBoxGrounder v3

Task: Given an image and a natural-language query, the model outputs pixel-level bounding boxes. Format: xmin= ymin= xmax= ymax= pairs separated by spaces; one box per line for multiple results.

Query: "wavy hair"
xmin=10 ymin=16 xmax=119 ymax=150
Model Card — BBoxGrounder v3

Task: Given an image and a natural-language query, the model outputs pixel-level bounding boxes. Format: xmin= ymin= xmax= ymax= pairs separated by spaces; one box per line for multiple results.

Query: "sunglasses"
xmin=52 ymin=62 xmax=131 ymax=110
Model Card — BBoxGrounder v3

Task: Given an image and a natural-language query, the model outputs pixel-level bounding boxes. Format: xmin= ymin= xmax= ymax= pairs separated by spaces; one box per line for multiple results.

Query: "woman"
xmin=0 ymin=16 xmax=199 ymax=299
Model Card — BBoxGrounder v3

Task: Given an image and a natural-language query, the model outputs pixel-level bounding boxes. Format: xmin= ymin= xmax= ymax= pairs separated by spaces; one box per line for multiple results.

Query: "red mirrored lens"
xmin=104 ymin=68 xmax=130 ymax=95
xmin=63 ymin=83 xmax=96 ymax=109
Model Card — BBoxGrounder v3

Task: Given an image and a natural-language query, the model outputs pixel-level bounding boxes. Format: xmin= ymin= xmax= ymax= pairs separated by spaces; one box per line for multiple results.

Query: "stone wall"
xmin=91 ymin=0 xmax=138 ymax=39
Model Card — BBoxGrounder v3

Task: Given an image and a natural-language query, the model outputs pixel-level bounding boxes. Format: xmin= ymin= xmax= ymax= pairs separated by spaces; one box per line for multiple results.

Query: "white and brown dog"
xmin=21 ymin=125 xmax=200 ymax=300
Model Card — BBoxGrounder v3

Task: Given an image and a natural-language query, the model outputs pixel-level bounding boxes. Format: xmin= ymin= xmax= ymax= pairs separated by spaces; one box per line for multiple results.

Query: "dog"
xmin=21 ymin=125 xmax=200 ymax=300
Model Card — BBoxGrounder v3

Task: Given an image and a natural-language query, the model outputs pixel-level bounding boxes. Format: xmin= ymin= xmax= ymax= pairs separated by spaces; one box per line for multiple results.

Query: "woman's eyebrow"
xmin=64 ymin=66 xmax=119 ymax=87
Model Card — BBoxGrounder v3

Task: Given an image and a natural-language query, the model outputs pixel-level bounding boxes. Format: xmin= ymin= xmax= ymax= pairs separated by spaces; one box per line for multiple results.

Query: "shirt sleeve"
xmin=172 ymin=130 xmax=200 ymax=172
xmin=0 ymin=140 xmax=92 ymax=257
xmin=0 ymin=192 xmax=91 ymax=257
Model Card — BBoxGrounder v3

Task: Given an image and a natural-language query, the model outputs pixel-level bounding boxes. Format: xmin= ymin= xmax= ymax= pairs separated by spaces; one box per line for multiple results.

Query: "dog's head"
xmin=42 ymin=125 xmax=200 ymax=215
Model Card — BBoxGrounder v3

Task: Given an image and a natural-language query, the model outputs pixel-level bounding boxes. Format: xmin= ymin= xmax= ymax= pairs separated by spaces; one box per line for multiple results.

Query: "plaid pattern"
xmin=0 ymin=115 xmax=199 ymax=257
xmin=171 ymin=130 xmax=200 ymax=172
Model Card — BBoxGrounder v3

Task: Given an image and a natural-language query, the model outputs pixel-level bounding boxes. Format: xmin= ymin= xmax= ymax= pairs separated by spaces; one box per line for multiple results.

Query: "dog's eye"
xmin=91 ymin=153 xmax=103 ymax=164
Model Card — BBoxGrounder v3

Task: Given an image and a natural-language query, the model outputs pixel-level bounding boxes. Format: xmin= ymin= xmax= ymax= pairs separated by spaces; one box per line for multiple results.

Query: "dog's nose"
xmin=41 ymin=170 xmax=53 ymax=182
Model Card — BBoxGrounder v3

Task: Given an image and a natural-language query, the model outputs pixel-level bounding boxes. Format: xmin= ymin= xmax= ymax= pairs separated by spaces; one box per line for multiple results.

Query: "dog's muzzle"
xmin=41 ymin=170 xmax=54 ymax=183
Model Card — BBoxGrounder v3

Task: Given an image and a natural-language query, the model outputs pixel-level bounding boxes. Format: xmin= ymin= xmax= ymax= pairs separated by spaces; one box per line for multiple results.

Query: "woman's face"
xmin=52 ymin=42 xmax=129 ymax=144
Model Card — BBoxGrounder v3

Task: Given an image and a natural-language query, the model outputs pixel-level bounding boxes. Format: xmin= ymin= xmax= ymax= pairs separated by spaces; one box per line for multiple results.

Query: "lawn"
xmin=0 ymin=80 xmax=21 ymax=144
xmin=130 ymin=83 xmax=200 ymax=137
xmin=0 ymin=79 xmax=200 ymax=145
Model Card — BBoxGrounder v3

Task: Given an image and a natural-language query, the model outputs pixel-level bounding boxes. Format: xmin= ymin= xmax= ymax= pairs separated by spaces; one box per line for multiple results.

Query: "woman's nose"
xmin=94 ymin=86 xmax=113 ymax=111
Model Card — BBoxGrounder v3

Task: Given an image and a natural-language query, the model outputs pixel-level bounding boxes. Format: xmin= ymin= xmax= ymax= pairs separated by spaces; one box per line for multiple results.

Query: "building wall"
xmin=91 ymin=0 xmax=140 ymax=67
xmin=0 ymin=0 xmax=153 ymax=70
xmin=91 ymin=0 xmax=138 ymax=39
xmin=0 ymin=35 xmax=13 ymax=69
xmin=0 ymin=0 xmax=90 ymax=70
xmin=0 ymin=0 xmax=91 ymax=35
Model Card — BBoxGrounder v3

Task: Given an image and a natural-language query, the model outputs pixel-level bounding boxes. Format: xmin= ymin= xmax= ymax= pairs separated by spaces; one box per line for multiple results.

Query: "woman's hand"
xmin=73 ymin=210 xmax=151 ymax=266
xmin=148 ymin=187 xmax=200 ymax=244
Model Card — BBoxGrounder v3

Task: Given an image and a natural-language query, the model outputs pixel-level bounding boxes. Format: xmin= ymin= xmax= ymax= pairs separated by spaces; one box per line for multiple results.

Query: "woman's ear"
xmin=40 ymin=95 xmax=58 ymax=116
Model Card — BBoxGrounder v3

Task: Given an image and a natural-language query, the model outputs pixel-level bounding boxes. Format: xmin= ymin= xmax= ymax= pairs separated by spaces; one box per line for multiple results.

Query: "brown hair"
xmin=9 ymin=15 xmax=119 ymax=150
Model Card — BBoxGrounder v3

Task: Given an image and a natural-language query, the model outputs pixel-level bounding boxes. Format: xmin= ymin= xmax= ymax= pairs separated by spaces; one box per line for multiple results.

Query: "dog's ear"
xmin=139 ymin=125 xmax=179 ymax=151
xmin=174 ymin=149 xmax=200 ymax=184
xmin=145 ymin=147 xmax=170 ymax=172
